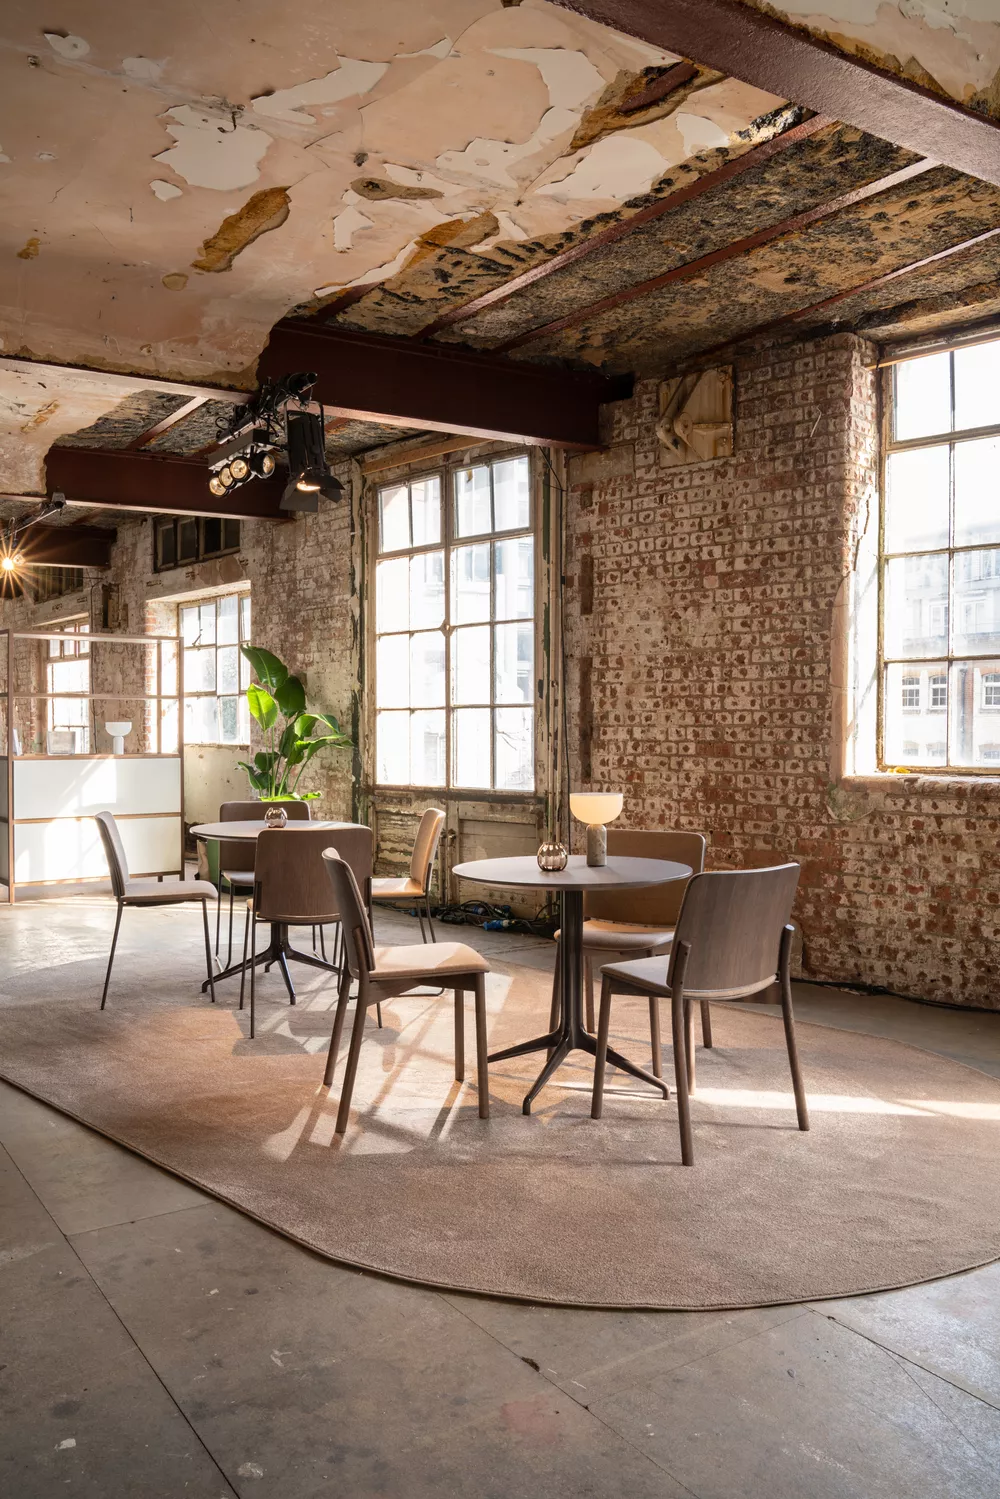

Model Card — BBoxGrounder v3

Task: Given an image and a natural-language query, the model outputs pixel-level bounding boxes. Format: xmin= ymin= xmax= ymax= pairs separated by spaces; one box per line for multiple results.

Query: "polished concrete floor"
xmin=2 ymin=894 xmax=1000 ymax=1498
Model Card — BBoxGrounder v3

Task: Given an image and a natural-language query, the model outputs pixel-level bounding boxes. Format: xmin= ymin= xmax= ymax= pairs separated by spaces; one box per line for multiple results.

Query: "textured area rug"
xmin=2 ymin=929 xmax=1000 ymax=1308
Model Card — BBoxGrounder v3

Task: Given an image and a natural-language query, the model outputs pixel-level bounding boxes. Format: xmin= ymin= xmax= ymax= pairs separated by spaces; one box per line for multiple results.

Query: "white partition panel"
xmin=13 ymin=756 xmax=180 ymax=820
xmin=0 ymin=757 xmax=8 ymax=820
xmin=14 ymin=815 xmax=182 ymax=882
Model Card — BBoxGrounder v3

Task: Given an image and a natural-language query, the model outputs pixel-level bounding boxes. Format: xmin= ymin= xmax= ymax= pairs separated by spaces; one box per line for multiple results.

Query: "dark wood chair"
xmin=240 ymin=825 xmax=372 ymax=1038
xmin=216 ymin=799 xmax=310 ymax=965
xmin=94 ymin=811 xmax=218 ymax=1009
xmin=592 ymin=863 xmax=809 ymax=1166
xmin=322 ymin=849 xmax=490 ymax=1134
xmin=370 ymin=807 xmax=445 ymax=942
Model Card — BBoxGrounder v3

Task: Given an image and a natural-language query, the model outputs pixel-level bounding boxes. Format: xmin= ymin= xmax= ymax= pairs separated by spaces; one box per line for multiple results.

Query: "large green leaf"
xmin=236 ymin=760 xmax=270 ymax=793
xmin=240 ymin=645 xmax=288 ymax=693
xmin=247 ymin=683 xmax=278 ymax=731
xmin=253 ymin=750 xmax=279 ymax=773
xmin=275 ymin=673 xmax=306 ymax=719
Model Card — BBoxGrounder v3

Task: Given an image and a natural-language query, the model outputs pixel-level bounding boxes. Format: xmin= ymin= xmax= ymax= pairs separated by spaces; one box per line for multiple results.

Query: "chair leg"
xmin=201 ymin=901 xmax=217 ymax=1005
xmin=584 ymin=955 xmax=595 ymax=1034
xmin=238 ymin=908 xmax=250 ymax=1010
xmin=100 ymin=902 xmax=124 ymax=1010
xmin=590 ymin=974 xmax=614 ymax=1118
xmin=685 ymin=998 xmax=696 ymax=1094
xmin=227 ymin=884 xmax=237 ymax=968
xmin=323 ymin=967 xmax=353 ymax=1088
xmin=425 ymin=893 xmax=436 ymax=942
xmin=335 ymin=992 xmax=371 ymax=1134
xmin=474 ymin=975 xmax=489 ymax=1119
xmin=671 ymin=989 xmax=694 ymax=1166
xmin=700 ymin=1000 xmax=713 ymax=1048
xmin=376 ymin=1003 xmax=383 ymax=1029
xmin=215 ymin=880 xmax=223 ymax=955
xmin=454 ymin=989 xmax=465 ymax=1082
xmin=319 ymin=925 xmax=327 ymax=962
xmin=648 ymin=995 xmax=663 ymax=1079
xmin=249 ymin=915 xmax=257 ymax=1039
xmin=780 ymin=962 xmax=810 ymax=1132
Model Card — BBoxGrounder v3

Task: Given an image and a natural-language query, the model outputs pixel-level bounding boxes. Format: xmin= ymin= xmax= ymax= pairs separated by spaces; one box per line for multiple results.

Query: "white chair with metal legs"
xmin=94 ymin=810 xmax=218 ymax=1009
xmin=370 ymin=807 xmax=445 ymax=942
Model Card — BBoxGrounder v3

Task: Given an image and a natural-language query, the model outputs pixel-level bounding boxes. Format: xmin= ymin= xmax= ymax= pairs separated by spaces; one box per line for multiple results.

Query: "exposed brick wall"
xmin=565 ymin=333 xmax=1000 ymax=1010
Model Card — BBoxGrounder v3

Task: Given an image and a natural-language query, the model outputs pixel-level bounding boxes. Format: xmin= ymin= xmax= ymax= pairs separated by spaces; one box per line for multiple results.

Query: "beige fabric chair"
xmin=370 ymin=807 xmax=445 ymax=942
xmin=94 ymin=810 xmax=218 ymax=1010
xmin=323 ymin=849 xmax=490 ymax=1134
xmin=593 ymin=863 xmax=809 ymax=1166
xmin=550 ymin=829 xmax=707 ymax=1046
xmin=216 ymin=799 xmax=310 ymax=964
xmin=240 ymin=825 xmax=372 ymax=1039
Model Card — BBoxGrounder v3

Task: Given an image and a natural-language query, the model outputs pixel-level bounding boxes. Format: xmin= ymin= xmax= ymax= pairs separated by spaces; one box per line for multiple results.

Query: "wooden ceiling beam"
xmin=549 ymin=0 xmax=1000 ymax=186
xmin=45 ymin=447 xmax=288 ymax=521
xmin=126 ymin=394 xmax=210 ymax=451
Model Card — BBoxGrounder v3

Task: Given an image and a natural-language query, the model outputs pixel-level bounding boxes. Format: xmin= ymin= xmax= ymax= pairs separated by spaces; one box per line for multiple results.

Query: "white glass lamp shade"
xmin=105 ymin=720 xmax=132 ymax=755
xmin=569 ymin=792 xmax=623 ymax=826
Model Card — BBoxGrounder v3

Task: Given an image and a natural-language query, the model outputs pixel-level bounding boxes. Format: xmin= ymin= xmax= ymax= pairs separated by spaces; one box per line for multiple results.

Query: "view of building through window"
xmin=181 ymin=593 xmax=251 ymax=744
xmin=374 ymin=455 xmax=534 ymax=791
xmin=47 ymin=619 xmax=90 ymax=752
xmin=882 ymin=335 xmax=1000 ymax=769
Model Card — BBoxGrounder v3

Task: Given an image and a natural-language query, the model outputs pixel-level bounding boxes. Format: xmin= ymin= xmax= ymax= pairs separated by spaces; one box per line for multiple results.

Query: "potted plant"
xmin=237 ymin=645 xmax=353 ymax=806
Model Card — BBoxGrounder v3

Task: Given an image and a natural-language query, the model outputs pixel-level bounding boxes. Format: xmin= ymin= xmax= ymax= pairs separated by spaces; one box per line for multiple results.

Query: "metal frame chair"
xmin=370 ymin=807 xmax=445 ymax=942
xmin=94 ymin=811 xmax=218 ymax=1009
xmin=592 ymin=863 xmax=809 ymax=1166
xmin=215 ymin=799 xmax=310 ymax=966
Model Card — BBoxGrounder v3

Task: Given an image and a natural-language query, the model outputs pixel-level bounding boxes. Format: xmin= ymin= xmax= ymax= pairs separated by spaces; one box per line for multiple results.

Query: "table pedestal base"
xmin=487 ymin=890 xmax=670 ymax=1113
xmin=202 ymin=921 xmax=337 ymax=1000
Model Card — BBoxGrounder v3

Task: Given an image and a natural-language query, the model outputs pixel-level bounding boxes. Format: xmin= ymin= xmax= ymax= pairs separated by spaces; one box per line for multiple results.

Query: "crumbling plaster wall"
xmin=564 ymin=333 xmax=1000 ymax=1009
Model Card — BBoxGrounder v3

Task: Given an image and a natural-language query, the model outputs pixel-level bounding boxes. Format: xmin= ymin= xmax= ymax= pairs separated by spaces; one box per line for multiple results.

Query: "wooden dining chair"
xmin=322 ymin=849 xmax=490 ymax=1134
xmin=94 ymin=810 xmax=218 ymax=1009
xmin=240 ymin=825 xmax=372 ymax=1038
xmin=591 ymin=863 xmax=809 ymax=1166
xmin=216 ymin=799 xmax=310 ymax=965
xmin=370 ymin=807 xmax=445 ymax=942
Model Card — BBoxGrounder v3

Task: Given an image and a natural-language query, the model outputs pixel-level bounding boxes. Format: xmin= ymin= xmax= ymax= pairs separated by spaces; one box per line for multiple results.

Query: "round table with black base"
xmin=189 ymin=821 xmax=364 ymax=999
xmin=452 ymin=854 xmax=692 ymax=1114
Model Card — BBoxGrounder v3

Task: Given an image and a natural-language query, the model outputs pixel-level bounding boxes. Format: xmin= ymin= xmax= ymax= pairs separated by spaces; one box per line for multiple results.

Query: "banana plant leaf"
xmin=239 ymin=645 xmax=287 ymax=693
xmin=275 ymin=673 xmax=306 ymax=718
xmin=247 ymin=683 xmax=278 ymax=731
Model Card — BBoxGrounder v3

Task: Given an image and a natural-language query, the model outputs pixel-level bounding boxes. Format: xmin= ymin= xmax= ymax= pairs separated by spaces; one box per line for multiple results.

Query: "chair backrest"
xmin=584 ymin=829 xmax=706 ymax=926
xmin=409 ymin=807 xmax=446 ymax=890
xmin=253 ymin=825 xmax=370 ymax=925
xmin=668 ymin=863 xmax=800 ymax=999
xmin=95 ymin=811 xmax=129 ymax=898
xmin=323 ymin=850 xmax=375 ymax=980
xmin=219 ymin=798 xmax=310 ymax=873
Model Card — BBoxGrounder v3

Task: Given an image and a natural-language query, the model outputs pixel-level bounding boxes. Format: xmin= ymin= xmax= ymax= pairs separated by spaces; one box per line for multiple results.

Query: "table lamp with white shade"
xmin=105 ymin=720 xmax=132 ymax=755
xmin=570 ymin=791 xmax=623 ymax=867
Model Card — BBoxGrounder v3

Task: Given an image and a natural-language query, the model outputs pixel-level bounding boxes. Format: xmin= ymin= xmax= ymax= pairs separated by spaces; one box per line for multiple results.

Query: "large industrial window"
xmin=181 ymin=593 xmax=251 ymax=744
xmin=47 ymin=620 xmax=90 ymax=753
xmin=374 ymin=455 xmax=535 ymax=790
xmin=881 ymin=335 xmax=1000 ymax=769
xmin=154 ymin=515 xmax=241 ymax=573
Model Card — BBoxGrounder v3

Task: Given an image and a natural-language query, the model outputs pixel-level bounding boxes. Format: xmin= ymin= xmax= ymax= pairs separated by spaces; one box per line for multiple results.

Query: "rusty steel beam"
xmin=46 ymin=447 xmax=288 ymax=521
xmin=259 ymin=322 xmax=630 ymax=448
xmin=548 ymin=0 xmax=1000 ymax=186
xmin=18 ymin=522 xmax=116 ymax=569
xmin=417 ymin=113 xmax=832 ymax=339
xmin=126 ymin=394 xmax=209 ymax=450
xmin=494 ymin=156 xmax=937 ymax=353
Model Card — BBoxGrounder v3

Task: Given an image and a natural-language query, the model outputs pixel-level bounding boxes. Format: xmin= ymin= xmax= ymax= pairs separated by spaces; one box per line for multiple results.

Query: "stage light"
xmin=208 ymin=474 xmax=227 ymax=497
xmin=248 ymin=449 xmax=276 ymax=478
xmin=1 ymin=552 xmax=22 ymax=573
xmin=229 ymin=456 xmax=250 ymax=481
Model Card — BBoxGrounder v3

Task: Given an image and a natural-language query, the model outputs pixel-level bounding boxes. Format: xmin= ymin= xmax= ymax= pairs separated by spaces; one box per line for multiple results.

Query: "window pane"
xmin=953 ymin=549 xmax=1000 ymax=654
xmin=217 ymin=645 xmax=239 ymax=694
xmin=177 ymin=519 xmax=198 ymax=563
xmin=238 ymin=695 xmax=250 ymax=744
xmin=884 ymin=554 xmax=948 ymax=659
xmin=184 ymin=647 xmax=216 ymax=691
xmin=240 ymin=595 xmax=251 ymax=641
xmin=495 ymin=707 xmax=533 ymax=791
xmin=410 ymin=632 xmax=445 ymax=707
xmin=239 ymin=650 xmax=251 ymax=690
xmin=376 ymin=557 xmax=409 ymax=633
xmin=495 ymin=622 xmax=534 ymax=703
xmin=883 ymin=663 xmax=947 ymax=766
xmin=181 ymin=606 xmax=200 ymax=646
xmin=160 ymin=640 xmax=178 ymax=695
xmin=410 ymin=710 xmax=446 ymax=786
xmin=219 ymin=696 xmax=239 ymax=743
xmin=456 ymin=465 xmax=491 ymax=537
xmin=893 ymin=352 xmax=950 ymax=441
xmin=377 ymin=710 xmax=409 ymax=783
xmin=493 ymin=456 xmax=530 ymax=531
xmin=954 ymin=341 xmax=1000 ymax=433
xmin=954 ymin=437 xmax=1000 ymax=547
xmin=494 ymin=536 xmax=533 ymax=619
xmin=217 ymin=594 xmax=238 ymax=645
xmin=884 ymin=446 xmax=949 ymax=553
xmin=451 ymin=543 xmax=491 ymax=624
xmin=410 ymin=476 xmax=441 ymax=547
xmin=376 ymin=634 xmax=409 ymax=708
xmin=452 ymin=625 xmax=491 ymax=705
xmin=199 ymin=602 xmax=216 ymax=645
xmin=410 ymin=550 xmax=445 ymax=629
xmin=184 ymin=695 xmax=217 ymax=744
xmin=950 ymin=659 xmax=1000 ymax=767
xmin=160 ymin=699 xmax=179 ymax=754
xmin=379 ymin=484 xmax=409 ymax=552
xmin=452 ymin=708 xmax=491 ymax=788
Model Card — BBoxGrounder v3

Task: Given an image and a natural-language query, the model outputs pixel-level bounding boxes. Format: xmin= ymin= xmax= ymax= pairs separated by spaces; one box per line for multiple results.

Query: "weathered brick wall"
xmin=565 ymin=333 xmax=1000 ymax=1010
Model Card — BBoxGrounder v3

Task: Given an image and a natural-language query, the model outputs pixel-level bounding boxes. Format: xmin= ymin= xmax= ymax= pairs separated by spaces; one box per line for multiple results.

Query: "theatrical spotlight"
xmin=280 ymin=407 xmax=345 ymax=511
xmin=206 ymin=370 xmax=344 ymax=511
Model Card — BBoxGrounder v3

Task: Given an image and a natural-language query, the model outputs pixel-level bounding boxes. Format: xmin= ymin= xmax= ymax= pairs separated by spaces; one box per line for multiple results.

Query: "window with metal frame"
xmin=880 ymin=333 xmax=1000 ymax=770
xmin=374 ymin=455 xmax=535 ymax=790
xmin=154 ymin=516 xmax=241 ymax=573
xmin=180 ymin=593 xmax=251 ymax=745
xmin=47 ymin=619 xmax=90 ymax=752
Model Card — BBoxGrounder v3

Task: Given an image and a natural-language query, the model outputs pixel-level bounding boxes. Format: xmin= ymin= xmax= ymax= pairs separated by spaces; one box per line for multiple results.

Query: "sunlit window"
xmin=181 ymin=593 xmax=251 ymax=744
xmin=881 ymin=334 xmax=1000 ymax=769
xmin=47 ymin=620 xmax=90 ymax=753
xmin=374 ymin=456 xmax=535 ymax=790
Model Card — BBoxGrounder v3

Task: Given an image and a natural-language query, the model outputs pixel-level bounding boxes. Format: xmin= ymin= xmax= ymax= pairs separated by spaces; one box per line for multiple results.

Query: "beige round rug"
xmin=1 ymin=937 xmax=999 ymax=1308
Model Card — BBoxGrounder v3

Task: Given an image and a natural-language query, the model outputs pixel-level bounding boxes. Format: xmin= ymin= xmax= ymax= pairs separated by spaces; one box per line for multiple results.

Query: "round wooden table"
xmin=452 ymin=854 xmax=691 ymax=1113
xmin=189 ymin=820 xmax=364 ymax=995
